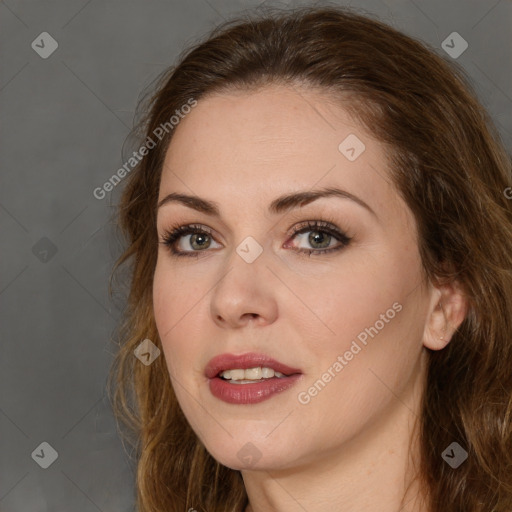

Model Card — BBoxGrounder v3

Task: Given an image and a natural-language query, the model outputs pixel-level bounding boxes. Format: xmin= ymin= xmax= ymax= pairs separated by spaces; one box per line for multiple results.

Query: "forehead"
xmin=165 ymin=85 xmax=368 ymax=165
xmin=158 ymin=85 xmax=403 ymax=223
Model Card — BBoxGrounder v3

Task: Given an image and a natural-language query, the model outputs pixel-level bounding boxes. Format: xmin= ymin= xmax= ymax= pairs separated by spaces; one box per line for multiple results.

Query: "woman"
xmin=107 ymin=5 xmax=512 ymax=511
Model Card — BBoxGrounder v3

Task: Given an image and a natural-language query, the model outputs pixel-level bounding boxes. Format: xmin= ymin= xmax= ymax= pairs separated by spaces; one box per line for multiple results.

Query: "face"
xmin=153 ymin=84 xmax=434 ymax=471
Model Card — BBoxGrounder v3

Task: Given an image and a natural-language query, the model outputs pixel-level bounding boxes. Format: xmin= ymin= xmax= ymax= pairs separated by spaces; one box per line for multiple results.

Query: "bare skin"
xmin=152 ymin=84 xmax=467 ymax=512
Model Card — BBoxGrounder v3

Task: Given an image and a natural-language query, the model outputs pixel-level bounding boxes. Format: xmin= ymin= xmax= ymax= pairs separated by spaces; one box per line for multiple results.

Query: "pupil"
xmin=309 ymin=231 xmax=330 ymax=248
xmin=191 ymin=233 xmax=210 ymax=250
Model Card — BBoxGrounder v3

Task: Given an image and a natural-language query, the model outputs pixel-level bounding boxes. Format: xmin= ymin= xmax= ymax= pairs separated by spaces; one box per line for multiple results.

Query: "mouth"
xmin=205 ymin=352 xmax=303 ymax=404
xmin=205 ymin=352 xmax=302 ymax=379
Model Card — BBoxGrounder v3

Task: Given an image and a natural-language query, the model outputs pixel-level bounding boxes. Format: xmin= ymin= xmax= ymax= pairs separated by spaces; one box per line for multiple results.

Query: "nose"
xmin=210 ymin=246 xmax=278 ymax=329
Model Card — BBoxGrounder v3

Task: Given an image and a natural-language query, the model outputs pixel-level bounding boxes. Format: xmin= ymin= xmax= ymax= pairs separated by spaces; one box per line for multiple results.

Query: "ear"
xmin=423 ymin=279 xmax=468 ymax=351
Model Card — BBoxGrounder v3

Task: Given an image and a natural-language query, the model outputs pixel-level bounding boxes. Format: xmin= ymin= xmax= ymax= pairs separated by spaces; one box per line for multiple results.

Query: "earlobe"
xmin=423 ymin=281 xmax=468 ymax=351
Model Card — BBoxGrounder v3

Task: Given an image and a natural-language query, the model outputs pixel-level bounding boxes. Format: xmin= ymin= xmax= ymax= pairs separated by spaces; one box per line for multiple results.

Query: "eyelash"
xmin=159 ymin=218 xmax=352 ymax=259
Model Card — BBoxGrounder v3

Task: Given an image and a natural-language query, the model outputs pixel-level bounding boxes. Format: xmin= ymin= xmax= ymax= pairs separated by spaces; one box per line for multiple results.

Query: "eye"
xmin=160 ymin=224 xmax=220 ymax=258
xmin=285 ymin=220 xmax=352 ymax=256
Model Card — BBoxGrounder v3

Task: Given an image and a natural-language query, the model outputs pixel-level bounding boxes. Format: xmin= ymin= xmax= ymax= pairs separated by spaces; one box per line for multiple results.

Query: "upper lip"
xmin=205 ymin=352 xmax=302 ymax=379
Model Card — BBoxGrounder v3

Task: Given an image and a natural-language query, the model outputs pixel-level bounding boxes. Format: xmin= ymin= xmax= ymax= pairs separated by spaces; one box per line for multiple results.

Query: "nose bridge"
xmin=210 ymin=235 xmax=278 ymax=327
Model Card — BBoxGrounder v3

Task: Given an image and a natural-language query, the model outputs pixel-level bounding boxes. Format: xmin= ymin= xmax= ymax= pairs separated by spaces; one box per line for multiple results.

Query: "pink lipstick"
xmin=205 ymin=352 xmax=303 ymax=404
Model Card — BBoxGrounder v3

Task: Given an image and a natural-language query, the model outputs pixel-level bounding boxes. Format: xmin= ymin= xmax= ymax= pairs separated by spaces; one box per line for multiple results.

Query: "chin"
xmin=201 ymin=434 xmax=302 ymax=472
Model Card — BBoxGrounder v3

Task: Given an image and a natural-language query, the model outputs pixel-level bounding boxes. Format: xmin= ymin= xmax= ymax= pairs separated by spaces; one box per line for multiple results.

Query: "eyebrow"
xmin=157 ymin=186 xmax=377 ymax=218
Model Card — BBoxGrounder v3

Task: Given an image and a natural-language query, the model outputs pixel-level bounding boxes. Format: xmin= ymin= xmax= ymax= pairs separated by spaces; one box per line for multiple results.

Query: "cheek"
xmin=294 ymin=250 xmax=424 ymax=399
xmin=152 ymin=267 xmax=214 ymax=441
xmin=152 ymin=261 xmax=202 ymax=377
xmin=295 ymin=303 xmax=423 ymax=447
xmin=298 ymin=249 xmax=413 ymax=351
xmin=153 ymin=258 xmax=203 ymax=332
xmin=303 ymin=289 xmax=423 ymax=404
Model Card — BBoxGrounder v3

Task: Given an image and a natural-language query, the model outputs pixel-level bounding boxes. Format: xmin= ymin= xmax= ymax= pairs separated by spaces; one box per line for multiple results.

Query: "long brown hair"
xmin=107 ymin=5 xmax=512 ymax=511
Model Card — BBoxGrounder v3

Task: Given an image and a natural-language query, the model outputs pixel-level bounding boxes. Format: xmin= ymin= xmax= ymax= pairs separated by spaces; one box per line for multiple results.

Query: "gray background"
xmin=1 ymin=0 xmax=511 ymax=511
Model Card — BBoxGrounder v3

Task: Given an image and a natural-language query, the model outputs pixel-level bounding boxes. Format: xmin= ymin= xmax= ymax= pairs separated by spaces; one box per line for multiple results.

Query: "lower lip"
xmin=208 ymin=374 xmax=302 ymax=404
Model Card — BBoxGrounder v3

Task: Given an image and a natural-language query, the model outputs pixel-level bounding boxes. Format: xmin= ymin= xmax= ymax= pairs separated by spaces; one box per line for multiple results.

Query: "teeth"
xmin=220 ymin=366 xmax=287 ymax=381
xmin=261 ymin=367 xmax=274 ymax=378
xmin=245 ymin=367 xmax=262 ymax=379
xmin=228 ymin=369 xmax=246 ymax=380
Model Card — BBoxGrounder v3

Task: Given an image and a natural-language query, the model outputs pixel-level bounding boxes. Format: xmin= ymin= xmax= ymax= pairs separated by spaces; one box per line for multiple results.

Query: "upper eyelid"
xmin=159 ymin=212 xmax=346 ymax=234
xmin=157 ymin=198 xmax=365 ymax=234
xmin=162 ymin=219 xmax=342 ymax=237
